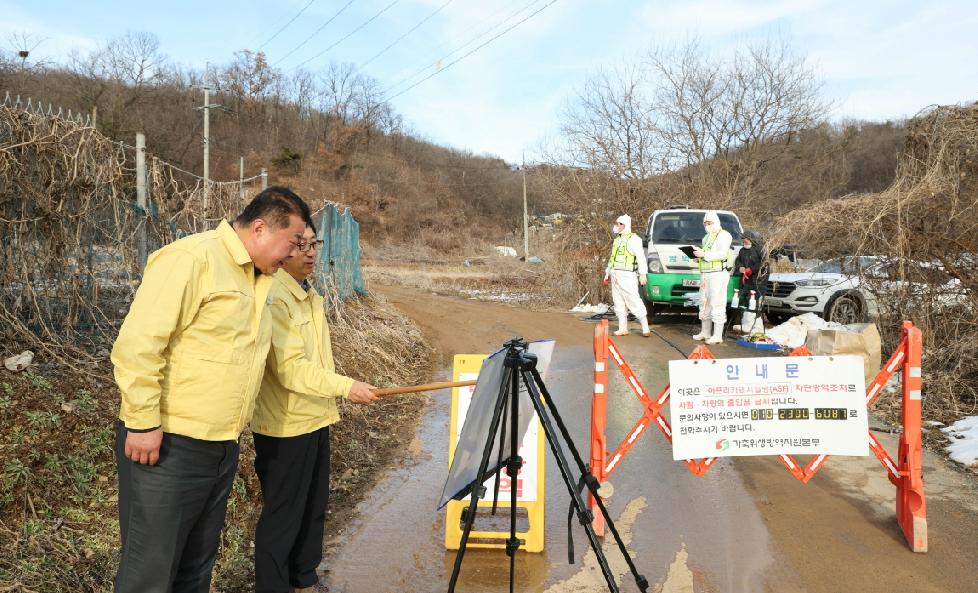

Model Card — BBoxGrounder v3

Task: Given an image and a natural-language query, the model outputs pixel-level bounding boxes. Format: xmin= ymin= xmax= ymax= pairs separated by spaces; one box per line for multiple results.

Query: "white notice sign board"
xmin=669 ymin=355 xmax=869 ymax=460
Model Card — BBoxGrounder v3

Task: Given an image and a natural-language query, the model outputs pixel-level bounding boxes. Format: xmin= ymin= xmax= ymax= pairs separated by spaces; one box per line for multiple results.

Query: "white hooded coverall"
xmin=606 ymin=216 xmax=649 ymax=334
xmin=698 ymin=216 xmax=733 ymax=328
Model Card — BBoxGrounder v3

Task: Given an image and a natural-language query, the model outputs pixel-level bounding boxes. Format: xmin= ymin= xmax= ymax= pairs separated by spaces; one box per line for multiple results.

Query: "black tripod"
xmin=446 ymin=338 xmax=649 ymax=593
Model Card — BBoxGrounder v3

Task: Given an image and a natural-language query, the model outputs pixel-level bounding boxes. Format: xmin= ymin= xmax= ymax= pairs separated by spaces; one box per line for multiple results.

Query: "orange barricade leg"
xmin=590 ymin=320 xmax=609 ymax=535
xmin=897 ymin=321 xmax=927 ymax=552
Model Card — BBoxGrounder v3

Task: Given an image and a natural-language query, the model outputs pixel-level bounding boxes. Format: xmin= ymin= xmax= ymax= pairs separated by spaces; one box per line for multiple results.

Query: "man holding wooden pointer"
xmin=249 ymin=221 xmax=480 ymax=593
xmin=250 ymin=221 xmax=377 ymax=593
xmin=252 ymin=218 xmax=476 ymax=593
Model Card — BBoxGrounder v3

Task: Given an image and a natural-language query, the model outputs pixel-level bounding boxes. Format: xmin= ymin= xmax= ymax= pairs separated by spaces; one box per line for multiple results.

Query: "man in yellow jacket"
xmin=251 ymin=223 xmax=377 ymax=593
xmin=111 ymin=187 xmax=311 ymax=593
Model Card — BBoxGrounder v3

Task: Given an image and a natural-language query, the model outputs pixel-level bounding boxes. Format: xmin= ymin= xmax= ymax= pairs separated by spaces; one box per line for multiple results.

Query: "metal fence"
xmin=1 ymin=94 xmax=365 ymax=357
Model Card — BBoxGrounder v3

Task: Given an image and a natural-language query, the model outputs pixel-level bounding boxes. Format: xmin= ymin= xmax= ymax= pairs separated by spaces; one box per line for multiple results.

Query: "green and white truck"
xmin=641 ymin=207 xmax=744 ymax=314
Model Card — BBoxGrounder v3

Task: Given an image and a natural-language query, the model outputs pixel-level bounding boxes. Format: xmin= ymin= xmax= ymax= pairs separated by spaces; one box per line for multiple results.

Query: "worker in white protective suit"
xmin=692 ymin=211 xmax=733 ymax=344
xmin=603 ymin=215 xmax=650 ymax=337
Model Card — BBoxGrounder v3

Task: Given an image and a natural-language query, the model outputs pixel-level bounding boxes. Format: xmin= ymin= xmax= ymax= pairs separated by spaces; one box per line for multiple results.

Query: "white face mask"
xmin=612 ymin=224 xmax=621 ymax=235
xmin=743 ymin=243 xmax=752 ymax=249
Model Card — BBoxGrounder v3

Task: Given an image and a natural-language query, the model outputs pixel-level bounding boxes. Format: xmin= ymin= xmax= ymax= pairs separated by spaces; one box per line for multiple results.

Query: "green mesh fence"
xmin=313 ymin=204 xmax=367 ymax=300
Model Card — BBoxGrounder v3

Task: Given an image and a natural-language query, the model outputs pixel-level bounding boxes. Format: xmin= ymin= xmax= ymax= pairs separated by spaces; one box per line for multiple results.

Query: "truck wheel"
xmin=643 ymin=299 xmax=658 ymax=322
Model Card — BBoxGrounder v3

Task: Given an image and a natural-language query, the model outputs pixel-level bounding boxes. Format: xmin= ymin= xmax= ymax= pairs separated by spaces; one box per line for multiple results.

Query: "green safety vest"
xmin=608 ymin=232 xmax=637 ymax=271
xmin=698 ymin=230 xmax=734 ymax=272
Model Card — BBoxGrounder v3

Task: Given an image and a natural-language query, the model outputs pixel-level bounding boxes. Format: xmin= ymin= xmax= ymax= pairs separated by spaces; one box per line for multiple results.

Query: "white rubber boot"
xmin=613 ymin=310 xmax=629 ymax=336
xmin=707 ymin=320 xmax=724 ymax=344
xmin=639 ymin=316 xmax=650 ymax=337
xmin=692 ymin=319 xmax=711 ymax=341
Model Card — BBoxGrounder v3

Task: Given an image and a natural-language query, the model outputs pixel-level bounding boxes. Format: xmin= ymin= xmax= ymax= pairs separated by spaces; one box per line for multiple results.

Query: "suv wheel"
xmin=825 ymin=291 xmax=866 ymax=324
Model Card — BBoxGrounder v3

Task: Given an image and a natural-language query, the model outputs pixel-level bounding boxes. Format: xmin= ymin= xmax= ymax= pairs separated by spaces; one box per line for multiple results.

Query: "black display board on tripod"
xmin=441 ymin=338 xmax=649 ymax=593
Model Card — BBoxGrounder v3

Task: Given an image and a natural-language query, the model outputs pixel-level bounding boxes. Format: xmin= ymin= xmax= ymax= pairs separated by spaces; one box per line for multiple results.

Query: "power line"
xmin=257 ymin=0 xmax=318 ymax=50
xmin=382 ymin=0 xmax=560 ymax=102
xmin=292 ymin=0 xmax=400 ymax=70
xmin=273 ymin=0 xmax=358 ymax=66
xmin=382 ymin=0 xmax=541 ymax=93
xmin=360 ymin=0 xmax=454 ymax=69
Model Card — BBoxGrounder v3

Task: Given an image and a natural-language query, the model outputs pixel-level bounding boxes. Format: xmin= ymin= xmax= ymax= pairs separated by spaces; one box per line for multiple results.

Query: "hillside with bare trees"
xmin=0 ymin=32 xmax=547 ymax=249
xmin=2 ymin=33 xmax=913 ymax=256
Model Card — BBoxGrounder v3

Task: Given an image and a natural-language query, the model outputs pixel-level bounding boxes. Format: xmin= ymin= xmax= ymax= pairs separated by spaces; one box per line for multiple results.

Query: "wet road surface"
xmin=325 ymin=287 xmax=978 ymax=593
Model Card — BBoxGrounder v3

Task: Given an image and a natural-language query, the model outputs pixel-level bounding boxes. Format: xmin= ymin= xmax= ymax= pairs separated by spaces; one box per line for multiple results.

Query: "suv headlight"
xmin=795 ymin=278 xmax=838 ymax=287
xmin=648 ymin=252 xmax=663 ymax=273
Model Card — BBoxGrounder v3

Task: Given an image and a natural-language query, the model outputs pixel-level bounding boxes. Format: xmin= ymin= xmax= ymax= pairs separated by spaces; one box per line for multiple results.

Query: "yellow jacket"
xmin=252 ymin=270 xmax=354 ymax=438
xmin=112 ymin=220 xmax=274 ymax=441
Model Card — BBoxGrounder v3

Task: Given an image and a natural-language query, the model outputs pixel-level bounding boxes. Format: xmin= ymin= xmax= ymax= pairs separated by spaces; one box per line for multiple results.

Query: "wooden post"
xmin=239 ymin=156 xmax=245 ymax=204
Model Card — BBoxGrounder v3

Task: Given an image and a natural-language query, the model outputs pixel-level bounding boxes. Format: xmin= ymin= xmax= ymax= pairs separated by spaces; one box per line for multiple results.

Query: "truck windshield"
xmin=650 ymin=212 xmax=742 ymax=244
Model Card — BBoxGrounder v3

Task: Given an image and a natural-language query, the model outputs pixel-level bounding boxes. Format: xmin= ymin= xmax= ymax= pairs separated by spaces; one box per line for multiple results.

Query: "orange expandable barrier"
xmin=589 ymin=319 xmax=927 ymax=552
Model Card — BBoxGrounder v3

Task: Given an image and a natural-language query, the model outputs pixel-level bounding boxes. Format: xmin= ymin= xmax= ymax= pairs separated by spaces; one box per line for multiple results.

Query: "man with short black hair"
xmin=111 ymin=186 xmax=312 ymax=593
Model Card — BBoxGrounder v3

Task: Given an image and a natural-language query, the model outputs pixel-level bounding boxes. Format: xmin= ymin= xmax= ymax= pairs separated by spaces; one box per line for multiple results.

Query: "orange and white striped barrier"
xmin=589 ymin=319 xmax=927 ymax=552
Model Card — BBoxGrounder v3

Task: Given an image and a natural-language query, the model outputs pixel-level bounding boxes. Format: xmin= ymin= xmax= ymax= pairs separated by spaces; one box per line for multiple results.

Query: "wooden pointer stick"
xmin=373 ymin=380 xmax=477 ymax=397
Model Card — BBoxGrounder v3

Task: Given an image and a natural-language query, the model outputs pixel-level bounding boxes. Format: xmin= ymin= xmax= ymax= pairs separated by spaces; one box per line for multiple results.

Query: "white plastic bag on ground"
xmin=571 ymin=303 xmax=610 ymax=315
xmin=4 ymin=350 xmax=34 ymax=372
xmin=765 ymin=313 xmax=845 ymax=349
xmin=494 ymin=246 xmax=518 ymax=257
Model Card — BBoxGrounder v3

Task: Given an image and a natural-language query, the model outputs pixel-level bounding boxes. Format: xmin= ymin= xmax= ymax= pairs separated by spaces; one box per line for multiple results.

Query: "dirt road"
xmin=326 ymin=286 xmax=978 ymax=593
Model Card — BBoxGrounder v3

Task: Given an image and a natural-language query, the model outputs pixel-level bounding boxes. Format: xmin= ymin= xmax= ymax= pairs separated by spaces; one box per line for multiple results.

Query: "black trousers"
xmin=254 ymin=426 xmax=331 ymax=593
xmin=114 ymin=421 xmax=240 ymax=593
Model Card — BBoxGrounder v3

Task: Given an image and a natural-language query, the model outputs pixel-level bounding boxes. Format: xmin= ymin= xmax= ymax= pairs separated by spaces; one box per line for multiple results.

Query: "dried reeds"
xmin=767 ymin=103 xmax=978 ymax=422
xmin=0 ymin=103 xmax=252 ymax=368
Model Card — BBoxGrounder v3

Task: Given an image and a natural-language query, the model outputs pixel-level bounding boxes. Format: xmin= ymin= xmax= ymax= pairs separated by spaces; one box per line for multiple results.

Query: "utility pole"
xmin=17 ymin=50 xmax=29 ymax=95
xmin=203 ymin=86 xmax=210 ymax=209
xmin=522 ymin=153 xmax=529 ymax=260
xmin=193 ymin=76 xmax=225 ymax=211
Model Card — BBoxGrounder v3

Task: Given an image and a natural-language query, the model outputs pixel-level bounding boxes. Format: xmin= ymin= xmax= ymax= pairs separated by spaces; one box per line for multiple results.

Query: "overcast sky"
xmin=3 ymin=0 xmax=976 ymax=163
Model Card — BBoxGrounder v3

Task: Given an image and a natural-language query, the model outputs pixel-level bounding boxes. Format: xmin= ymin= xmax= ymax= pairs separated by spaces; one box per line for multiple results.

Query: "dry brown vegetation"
xmin=0 ymin=35 xmax=549 ymax=250
xmin=361 ymin=223 xmax=594 ymax=310
xmin=536 ymin=39 xmax=910 ymax=304
xmin=0 ymin=293 xmax=429 ymax=593
xmin=767 ymin=105 xmax=978 ymax=425
xmin=0 ymin=85 xmax=432 ymax=591
xmin=0 ymin=100 xmax=256 ymax=364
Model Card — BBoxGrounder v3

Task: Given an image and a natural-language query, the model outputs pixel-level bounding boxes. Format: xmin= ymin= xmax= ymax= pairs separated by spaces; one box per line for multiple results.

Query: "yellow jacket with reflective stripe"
xmin=112 ymin=220 xmax=275 ymax=441
xmin=698 ymin=229 xmax=734 ymax=272
xmin=607 ymin=233 xmax=637 ymax=271
xmin=251 ymin=270 xmax=354 ymax=438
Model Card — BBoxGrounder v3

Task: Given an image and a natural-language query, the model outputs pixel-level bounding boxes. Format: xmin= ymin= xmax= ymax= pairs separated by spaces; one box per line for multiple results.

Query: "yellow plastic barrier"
xmin=444 ymin=354 xmax=546 ymax=552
